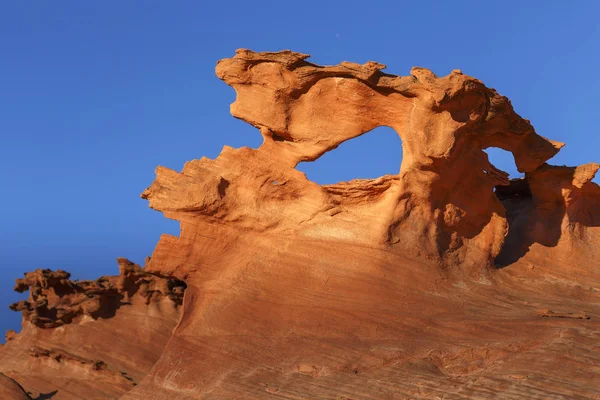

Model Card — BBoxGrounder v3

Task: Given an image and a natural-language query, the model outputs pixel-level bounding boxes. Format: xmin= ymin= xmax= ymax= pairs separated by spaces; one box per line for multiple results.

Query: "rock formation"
xmin=0 ymin=258 xmax=186 ymax=399
xmin=143 ymin=49 xmax=567 ymax=275
xmin=9 ymin=258 xmax=185 ymax=329
xmin=2 ymin=50 xmax=599 ymax=399
xmin=497 ymin=163 xmax=600 ymax=274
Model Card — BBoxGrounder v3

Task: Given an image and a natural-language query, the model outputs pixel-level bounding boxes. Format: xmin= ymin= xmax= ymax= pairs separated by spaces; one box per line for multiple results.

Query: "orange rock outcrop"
xmin=2 ymin=50 xmax=599 ymax=399
xmin=144 ymin=50 xmax=568 ymax=276
xmin=0 ymin=259 xmax=186 ymax=399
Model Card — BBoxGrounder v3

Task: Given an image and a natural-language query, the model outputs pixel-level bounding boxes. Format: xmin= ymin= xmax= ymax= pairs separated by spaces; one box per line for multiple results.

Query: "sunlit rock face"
xmin=3 ymin=50 xmax=599 ymax=400
xmin=144 ymin=49 xmax=566 ymax=275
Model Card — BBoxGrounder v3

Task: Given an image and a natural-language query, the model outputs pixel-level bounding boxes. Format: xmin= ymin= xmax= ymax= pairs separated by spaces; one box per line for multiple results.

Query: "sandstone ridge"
xmin=126 ymin=50 xmax=599 ymax=399
xmin=2 ymin=50 xmax=599 ymax=399
xmin=143 ymin=49 xmax=597 ymax=276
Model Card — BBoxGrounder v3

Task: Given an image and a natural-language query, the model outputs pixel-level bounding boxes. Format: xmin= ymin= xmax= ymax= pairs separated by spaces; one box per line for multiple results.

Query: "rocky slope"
xmin=2 ymin=50 xmax=599 ymax=399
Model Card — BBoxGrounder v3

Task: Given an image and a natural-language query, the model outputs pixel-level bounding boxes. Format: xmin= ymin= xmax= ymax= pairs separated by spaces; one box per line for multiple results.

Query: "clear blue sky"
xmin=1 ymin=1 xmax=598 ymax=338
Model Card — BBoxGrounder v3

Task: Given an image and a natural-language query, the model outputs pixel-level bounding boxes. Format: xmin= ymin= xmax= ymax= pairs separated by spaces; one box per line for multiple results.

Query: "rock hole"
xmin=485 ymin=147 xmax=533 ymax=268
xmin=484 ymin=147 xmax=523 ymax=182
xmin=217 ymin=178 xmax=230 ymax=197
xmin=296 ymin=126 xmax=402 ymax=184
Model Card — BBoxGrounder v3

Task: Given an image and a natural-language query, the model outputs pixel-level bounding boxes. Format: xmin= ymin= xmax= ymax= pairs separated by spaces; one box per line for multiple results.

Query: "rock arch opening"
xmin=484 ymin=147 xmax=532 ymax=268
xmin=296 ymin=126 xmax=402 ymax=184
xmin=484 ymin=147 xmax=523 ymax=180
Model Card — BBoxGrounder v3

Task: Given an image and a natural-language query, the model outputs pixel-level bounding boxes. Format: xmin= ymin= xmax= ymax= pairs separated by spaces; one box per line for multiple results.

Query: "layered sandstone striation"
xmin=0 ymin=259 xmax=186 ymax=399
xmin=2 ymin=50 xmax=599 ymax=399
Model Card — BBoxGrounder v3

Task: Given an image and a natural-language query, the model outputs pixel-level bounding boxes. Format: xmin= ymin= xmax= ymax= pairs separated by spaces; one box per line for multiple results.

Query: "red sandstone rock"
xmin=497 ymin=162 xmax=600 ymax=275
xmin=2 ymin=50 xmax=599 ymax=399
xmin=0 ymin=258 xmax=185 ymax=399
xmin=144 ymin=49 xmax=565 ymax=278
xmin=125 ymin=50 xmax=599 ymax=399
xmin=0 ymin=373 xmax=30 ymax=400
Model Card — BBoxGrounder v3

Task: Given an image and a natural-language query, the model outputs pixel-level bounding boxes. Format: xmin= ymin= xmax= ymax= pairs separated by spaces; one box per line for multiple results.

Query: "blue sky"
xmin=1 ymin=1 xmax=598 ymax=338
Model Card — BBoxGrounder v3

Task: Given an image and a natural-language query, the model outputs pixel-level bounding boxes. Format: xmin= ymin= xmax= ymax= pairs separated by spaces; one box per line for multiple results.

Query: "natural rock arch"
xmin=143 ymin=49 xmax=566 ymax=274
xmin=3 ymin=49 xmax=600 ymax=400
xmin=484 ymin=147 xmax=523 ymax=180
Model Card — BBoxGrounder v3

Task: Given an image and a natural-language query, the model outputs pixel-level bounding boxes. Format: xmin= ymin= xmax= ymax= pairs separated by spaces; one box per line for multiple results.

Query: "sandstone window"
xmin=296 ymin=126 xmax=402 ymax=184
xmin=484 ymin=147 xmax=523 ymax=180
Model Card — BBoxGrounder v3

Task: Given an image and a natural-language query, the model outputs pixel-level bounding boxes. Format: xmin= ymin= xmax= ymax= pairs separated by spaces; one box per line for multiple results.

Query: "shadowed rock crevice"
xmin=31 ymin=391 xmax=58 ymax=400
xmin=496 ymin=163 xmax=600 ymax=267
xmin=0 ymin=372 xmax=31 ymax=399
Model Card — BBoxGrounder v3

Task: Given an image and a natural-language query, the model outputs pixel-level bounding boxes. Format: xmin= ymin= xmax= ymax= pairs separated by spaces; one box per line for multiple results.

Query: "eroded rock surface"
xmin=144 ymin=49 xmax=566 ymax=276
xmin=9 ymin=258 xmax=185 ymax=329
xmin=123 ymin=50 xmax=599 ymax=399
xmin=0 ymin=259 xmax=186 ymax=399
xmin=498 ymin=163 xmax=600 ymax=273
xmin=3 ymin=50 xmax=600 ymax=399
